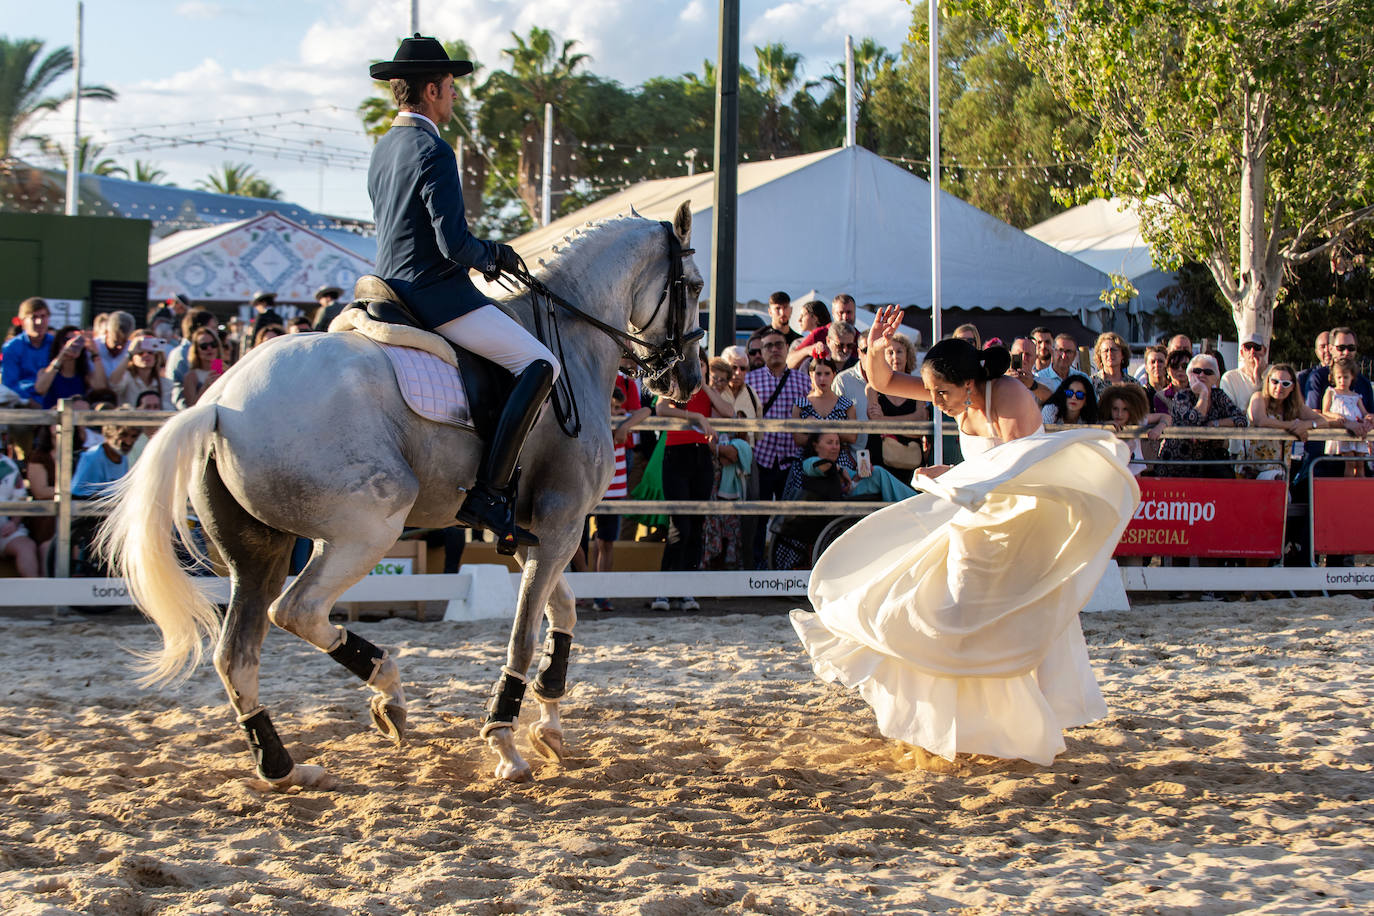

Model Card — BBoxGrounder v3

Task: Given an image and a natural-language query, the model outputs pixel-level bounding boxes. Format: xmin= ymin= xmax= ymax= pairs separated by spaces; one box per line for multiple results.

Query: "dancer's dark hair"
xmin=923 ymin=338 xmax=1010 ymax=384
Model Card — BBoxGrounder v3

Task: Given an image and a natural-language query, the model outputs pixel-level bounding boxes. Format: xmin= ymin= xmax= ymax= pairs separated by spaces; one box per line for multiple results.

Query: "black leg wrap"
xmin=240 ymin=709 xmax=294 ymax=782
xmin=532 ymin=630 xmax=573 ymax=701
xmin=328 ymin=629 xmax=385 ymax=683
xmin=485 ymin=671 xmax=527 ymax=727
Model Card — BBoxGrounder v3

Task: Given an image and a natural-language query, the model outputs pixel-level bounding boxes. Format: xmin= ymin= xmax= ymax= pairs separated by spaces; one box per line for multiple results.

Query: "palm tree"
xmin=819 ymin=38 xmax=895 ymax=149
xmin=196 ymin=161 xmax=281 ymax=199
xmin=0 ymin=37 xmax=116 ymax=158
xmin=492 ymin=27 xmax=589 ymax=220
xmin=130 ymin=159 xmax=168 ymax=184
xmin=754 ymin=42 xmax=806 ymax=155
xmin=45 ymin=136 xmax=126 ymax=176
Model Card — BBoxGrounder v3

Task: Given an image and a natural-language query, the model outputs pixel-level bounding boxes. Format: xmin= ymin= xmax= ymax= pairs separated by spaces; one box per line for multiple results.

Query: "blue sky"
xmin=7 ymin=0 xmax=914 ymax=220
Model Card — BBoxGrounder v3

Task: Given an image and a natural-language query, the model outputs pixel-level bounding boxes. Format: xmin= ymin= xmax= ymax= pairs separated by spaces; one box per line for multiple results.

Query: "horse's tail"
xmin=93 ymin=402 xmax=221 ymax=687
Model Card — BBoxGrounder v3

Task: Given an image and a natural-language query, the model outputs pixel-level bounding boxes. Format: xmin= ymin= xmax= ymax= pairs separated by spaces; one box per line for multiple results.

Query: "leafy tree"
xmin=0 ymin=37 xmax=115 ymax=158
xmin=196 ymin=161 xmax=281 ymax=199
xmin=965 ymin=0 xmax=1374 ymax=344
xmin=866 ymin=4 xmax=1091 ymax=227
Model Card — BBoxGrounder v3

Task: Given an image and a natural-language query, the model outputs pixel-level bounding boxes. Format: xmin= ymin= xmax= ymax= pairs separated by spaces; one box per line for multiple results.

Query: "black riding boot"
xmin=456 ymin=359 xmax=556 ymax=555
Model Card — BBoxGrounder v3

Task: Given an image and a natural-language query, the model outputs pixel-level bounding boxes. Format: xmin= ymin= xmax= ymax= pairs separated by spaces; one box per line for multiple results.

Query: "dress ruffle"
xmin=792 ymin=428 xmax=1138 ymax=765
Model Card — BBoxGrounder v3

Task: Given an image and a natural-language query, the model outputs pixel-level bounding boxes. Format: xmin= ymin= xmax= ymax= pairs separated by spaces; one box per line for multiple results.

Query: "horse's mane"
xmin=536 ymin=215 xmax=659 ymax=284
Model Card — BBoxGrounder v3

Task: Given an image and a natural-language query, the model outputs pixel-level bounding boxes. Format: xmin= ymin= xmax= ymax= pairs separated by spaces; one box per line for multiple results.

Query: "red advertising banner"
xmin=1312 ymin=478 xmax=1374 ymax=554
xmin=1114 ymin=477 xmax=1287 ymax=558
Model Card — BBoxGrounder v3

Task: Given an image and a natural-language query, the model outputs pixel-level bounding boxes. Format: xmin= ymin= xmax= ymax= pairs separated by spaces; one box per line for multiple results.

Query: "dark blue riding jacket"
xmin=367 ymin=116 xmax=501 ymax=329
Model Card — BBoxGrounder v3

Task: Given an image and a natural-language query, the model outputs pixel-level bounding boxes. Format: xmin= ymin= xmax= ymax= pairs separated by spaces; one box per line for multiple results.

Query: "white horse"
xmin=97 ymin=204 xmax=703 ymax=787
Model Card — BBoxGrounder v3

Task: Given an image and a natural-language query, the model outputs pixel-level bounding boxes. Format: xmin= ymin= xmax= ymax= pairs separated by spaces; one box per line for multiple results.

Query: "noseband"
xmin=498 ymin=221 xmax=704 ymax=437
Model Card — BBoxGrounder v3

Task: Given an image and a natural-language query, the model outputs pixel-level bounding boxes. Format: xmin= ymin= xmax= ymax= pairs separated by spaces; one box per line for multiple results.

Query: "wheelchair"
xmin=764 ymin=459 xmax=874 ymax=570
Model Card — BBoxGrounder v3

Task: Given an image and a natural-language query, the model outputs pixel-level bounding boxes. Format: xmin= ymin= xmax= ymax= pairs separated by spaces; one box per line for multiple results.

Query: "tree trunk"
xmin=1209 ymin=87 xmax=1285 ymax=347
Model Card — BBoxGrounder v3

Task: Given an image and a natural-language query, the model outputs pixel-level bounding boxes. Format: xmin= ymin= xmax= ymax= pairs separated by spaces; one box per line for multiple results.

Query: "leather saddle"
xmin=350 ymin=275 xmax=512 ymax=441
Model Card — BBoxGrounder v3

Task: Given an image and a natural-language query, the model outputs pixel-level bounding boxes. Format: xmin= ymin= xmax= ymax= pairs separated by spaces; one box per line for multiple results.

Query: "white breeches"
xmin=435 ymin=305 xmax=560 ymax=379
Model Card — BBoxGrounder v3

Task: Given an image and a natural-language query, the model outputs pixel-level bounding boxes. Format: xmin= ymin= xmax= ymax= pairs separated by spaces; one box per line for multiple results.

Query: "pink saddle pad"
xmin=381 ymin=344 xmax=474 ymax=430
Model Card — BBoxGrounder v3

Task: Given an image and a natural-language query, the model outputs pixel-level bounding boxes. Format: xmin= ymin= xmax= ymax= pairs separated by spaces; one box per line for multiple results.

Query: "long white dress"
xmin=791 ymin=386 xmax=1139 ymax=765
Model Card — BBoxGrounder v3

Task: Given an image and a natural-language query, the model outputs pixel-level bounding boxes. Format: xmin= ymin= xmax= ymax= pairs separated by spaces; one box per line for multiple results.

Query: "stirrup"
xmin=456 ymin=483 xmax=538 ymax=556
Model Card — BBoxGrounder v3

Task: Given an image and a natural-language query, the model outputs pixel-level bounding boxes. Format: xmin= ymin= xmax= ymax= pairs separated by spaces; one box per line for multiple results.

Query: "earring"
xmin=964 ymin=386 xmax=973 ymax=408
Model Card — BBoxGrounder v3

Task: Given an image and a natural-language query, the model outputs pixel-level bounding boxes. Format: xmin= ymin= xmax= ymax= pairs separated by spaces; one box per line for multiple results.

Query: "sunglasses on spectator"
xmin=1066 ymin=390 xmax=1087 ymax=400
xmin=1333 ymin=344 xmax=1357 ymax=352
xmin=1190 ymin=368 xmax=1216 ymax=376
xmin=762 ymin=341 xmax=786 ymax=350
xmin=197 ymin=340 xmax=219 ymax=350
xmin=831 ymin=341 xmax=856 ymax=352
xmin=1242 ymin=342 xmax=1265 ymax=351
xmin=747 ymin=348 xmax=761 ymax=356
xmin=1269 ymin=378 xmax=1294 ymax=388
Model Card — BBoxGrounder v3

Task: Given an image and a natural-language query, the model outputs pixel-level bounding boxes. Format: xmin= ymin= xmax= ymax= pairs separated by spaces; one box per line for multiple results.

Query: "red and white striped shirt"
xmin=604 ymin=441 xmax=628 ymax=499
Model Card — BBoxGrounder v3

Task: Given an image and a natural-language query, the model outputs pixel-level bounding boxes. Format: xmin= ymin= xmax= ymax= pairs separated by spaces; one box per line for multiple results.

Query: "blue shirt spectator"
xmin=71 ymin=427 xmax=138 ymax=498
xmin=1 ymin=298 xmax=54 ymax=405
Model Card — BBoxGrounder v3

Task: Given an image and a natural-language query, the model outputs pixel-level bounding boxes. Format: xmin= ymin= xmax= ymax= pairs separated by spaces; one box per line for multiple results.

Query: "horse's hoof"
xmin=495 ymin=759 xmax=533 ymax=782
xmin=255 ymin=763 xmax=336 ymax=793
xmin=528 ymin=723 xmax=565 ymax=762
xmin=290 ymin=764 xmax=337 ymax=789
xmin=369 ymin=697 xmax=407 ymax=746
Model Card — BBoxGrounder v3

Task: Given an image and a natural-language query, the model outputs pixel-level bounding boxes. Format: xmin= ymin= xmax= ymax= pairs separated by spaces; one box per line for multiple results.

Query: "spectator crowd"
xmin=3 ymin=284 xmax=1370 ymax=588
xmin=0 ymin=288 xmax=341 ymax=577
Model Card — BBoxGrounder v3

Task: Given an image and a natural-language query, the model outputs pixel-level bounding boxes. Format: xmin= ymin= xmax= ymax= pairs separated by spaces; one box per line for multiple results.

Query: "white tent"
xmin=1026 ymin=198 xmax=1175 ymax=312
xmin=149 ymin=212 xmax=374 ymax=305
xmin=512 ymin=145 xmax=1112 ymax=315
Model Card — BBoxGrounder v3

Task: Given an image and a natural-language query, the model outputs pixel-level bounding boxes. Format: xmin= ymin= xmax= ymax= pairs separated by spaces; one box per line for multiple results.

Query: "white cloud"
xmin=680 ymin=1 xmax=708 ymax=25
xmin=175 ymin=1 xmax=224 ymax=20
xmin=19 ymin=0 xmax=914 ymax=220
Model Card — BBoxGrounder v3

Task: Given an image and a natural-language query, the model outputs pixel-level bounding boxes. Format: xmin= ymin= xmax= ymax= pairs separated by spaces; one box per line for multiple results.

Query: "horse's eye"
xmin=690 ymin=282 xmax=704 ymax=296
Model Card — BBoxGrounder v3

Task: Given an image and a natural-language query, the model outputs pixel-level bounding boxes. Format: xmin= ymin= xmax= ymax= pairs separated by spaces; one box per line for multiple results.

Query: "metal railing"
xmin=1 ymin=401 xmax=1366 ymax=575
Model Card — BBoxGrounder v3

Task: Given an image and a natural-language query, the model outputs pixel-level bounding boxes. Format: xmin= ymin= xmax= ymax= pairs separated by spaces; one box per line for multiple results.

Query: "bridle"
xmin=496 ymin=220 xmax=705 ymax=437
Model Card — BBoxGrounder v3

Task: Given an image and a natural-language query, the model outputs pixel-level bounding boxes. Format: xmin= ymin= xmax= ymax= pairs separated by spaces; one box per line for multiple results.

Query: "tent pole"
xmin=929 ymin=0 xmax=943 ymax=464
xmin=708 ymin=0 xmax=739 ymax=358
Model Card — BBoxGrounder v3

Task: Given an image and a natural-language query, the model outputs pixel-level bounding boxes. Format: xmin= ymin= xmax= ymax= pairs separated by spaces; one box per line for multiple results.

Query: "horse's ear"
xmin=629 ymin=204 xmax=642 ymax=219
xmin=673 ymin=201 xmax=692 ymax=246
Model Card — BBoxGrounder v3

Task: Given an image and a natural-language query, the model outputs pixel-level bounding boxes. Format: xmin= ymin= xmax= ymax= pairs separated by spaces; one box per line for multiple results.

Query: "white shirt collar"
xmin=395 ymin=110 xmax=440 ymax=134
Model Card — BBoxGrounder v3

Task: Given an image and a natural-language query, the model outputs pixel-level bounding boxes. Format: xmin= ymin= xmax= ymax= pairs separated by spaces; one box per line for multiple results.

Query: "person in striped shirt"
xmin=590 ymin=385 xmax=651 ymax=611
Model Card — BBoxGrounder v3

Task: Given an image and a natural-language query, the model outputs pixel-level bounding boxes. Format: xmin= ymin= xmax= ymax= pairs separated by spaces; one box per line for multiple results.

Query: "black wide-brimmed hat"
xmin=370 ymin=34 xmax=474 ymax=80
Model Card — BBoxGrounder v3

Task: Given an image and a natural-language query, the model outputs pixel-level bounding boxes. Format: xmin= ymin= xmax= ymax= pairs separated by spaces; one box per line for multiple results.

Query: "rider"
xmin=367 ymin=35 xmax=559 ymax=554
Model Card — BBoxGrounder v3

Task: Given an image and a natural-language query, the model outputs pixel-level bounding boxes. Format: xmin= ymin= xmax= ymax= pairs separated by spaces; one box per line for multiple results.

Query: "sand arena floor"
xmin=0 ymin=595 xmax=1370 ymax=915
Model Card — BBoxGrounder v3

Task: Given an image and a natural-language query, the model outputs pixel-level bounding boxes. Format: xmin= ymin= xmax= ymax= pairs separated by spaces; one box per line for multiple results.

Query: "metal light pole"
xmin=541 ymin=103 xmax=554 ymax=226
xmin=64 ymin=1 xmax=83 ymax=217
xmin=708 ymin=0 xmax=739 ymax=357
xmin=410 ymin=0 xmax=419 ymax=34
xmin=929 ymin=0 xmax=944 ymax=463
xmin=844 ymin=35 xmax=856 ymax=148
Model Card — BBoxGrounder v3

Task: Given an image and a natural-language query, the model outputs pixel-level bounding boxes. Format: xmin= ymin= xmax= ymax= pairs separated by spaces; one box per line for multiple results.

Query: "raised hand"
xmin=866 ymin=305 xmax=903 ymax=355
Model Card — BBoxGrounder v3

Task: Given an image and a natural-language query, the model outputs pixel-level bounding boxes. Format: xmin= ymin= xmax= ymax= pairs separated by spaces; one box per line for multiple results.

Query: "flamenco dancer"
xmin=791 ymin=306 xmax=1140 ymax=766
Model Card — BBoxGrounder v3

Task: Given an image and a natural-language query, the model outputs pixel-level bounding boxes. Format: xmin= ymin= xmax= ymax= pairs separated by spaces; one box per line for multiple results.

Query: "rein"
xmin=494 ymin=220 xmax=704 ymax=438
